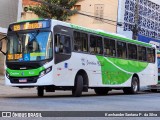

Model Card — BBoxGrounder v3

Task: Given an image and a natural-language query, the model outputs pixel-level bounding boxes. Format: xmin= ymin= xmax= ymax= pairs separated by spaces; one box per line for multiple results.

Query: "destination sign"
xmin=10 ymin=20 xmax=50 ymax=31
xmin=157 ymin=54 xmax=160 ymax=58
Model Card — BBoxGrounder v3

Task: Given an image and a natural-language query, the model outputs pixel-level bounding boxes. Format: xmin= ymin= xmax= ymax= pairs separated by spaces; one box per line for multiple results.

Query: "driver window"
xmin=28 ymin=40 xmax=40 ymax=52
xmin=55 ymin=34 xmax=71 ymax=54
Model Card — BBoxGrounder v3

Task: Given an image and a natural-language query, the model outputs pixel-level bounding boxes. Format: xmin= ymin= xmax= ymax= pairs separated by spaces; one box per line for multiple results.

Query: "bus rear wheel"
xmin=94 ymin=88 xmax=109 ymax=95
xmin=37 ymin=86 xmax=44 ymax=97
xmin=72 ymin=75 xmax=83 ymax=97
xmin=151 ymin=89 xmax=158 ymax=92
xmin=123 ymin=77 xmax=139 ymax=94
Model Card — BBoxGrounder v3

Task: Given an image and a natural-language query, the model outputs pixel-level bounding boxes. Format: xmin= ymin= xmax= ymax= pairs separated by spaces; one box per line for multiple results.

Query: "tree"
xmin=29 ymin=0 xmax=78 ymax=21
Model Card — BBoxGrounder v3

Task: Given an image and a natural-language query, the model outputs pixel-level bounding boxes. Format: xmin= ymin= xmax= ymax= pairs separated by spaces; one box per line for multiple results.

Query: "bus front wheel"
xmin=37 ymin=86 xmax=44 ymax=97
xmin=72 ymin=75 xmax=83 ymax=97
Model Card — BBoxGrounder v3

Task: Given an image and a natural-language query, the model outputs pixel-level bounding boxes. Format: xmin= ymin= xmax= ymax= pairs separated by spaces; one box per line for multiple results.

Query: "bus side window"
xmin=74 ymin=31 xmax=88 ymax=52
xmin=147 ymin=48 xmax=155 ymax=63
xmin=104 ymin=38 xmax=115 ymax=57
xmin=138 ymin=46 xmax=147 ymax=61
xmin=55 ymin=34 xmax=71 ymax=54
xmin=128 ymin=44 xmax=137 ymax=60
xmin=90 ymin=35 xmax=103 ymax=55
xmin=117 ymin=41 xmax=127 ymax=59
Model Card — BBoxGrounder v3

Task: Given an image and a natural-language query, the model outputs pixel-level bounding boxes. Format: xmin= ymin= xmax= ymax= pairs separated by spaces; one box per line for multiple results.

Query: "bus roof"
xmin=9 ymin=19 xmax=153 ymax=48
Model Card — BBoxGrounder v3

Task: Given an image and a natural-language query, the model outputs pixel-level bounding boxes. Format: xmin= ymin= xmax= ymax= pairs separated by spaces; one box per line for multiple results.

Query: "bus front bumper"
xmin=5 ymin=73 xmax=54 ymax=87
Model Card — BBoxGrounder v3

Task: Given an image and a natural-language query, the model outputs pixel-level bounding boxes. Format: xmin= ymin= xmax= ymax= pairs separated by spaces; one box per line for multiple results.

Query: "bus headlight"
xmin=39 ymin=66 xmax=52 ymax=78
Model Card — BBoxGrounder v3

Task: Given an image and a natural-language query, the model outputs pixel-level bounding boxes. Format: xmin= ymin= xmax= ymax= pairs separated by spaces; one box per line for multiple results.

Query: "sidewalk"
xmin=0 ymin=75 xmax=4 ymax=86
xmin=0 ymin=75 xmax=4 ymax=80
xmin=0 ymin=75 xmax=37 ymax=97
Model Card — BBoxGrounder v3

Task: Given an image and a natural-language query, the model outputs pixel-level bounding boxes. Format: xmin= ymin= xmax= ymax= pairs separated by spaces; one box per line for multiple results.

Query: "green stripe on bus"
xmin=96 ymin=56 xmax=148 ymax=85
xmin=6 ymin=67 xmax=45 ymax=77
xmin=107 ymin=57 xmax=148 ymax=73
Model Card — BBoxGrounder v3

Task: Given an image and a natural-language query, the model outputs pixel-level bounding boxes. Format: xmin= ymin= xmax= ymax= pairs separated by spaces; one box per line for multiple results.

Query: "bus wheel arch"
xmin=76 ymin=70 xmax=89 ymax=90
xmin=123 ymin=74 xmax=140 ymax=94
xmin=72 ymin=70 xmax=89 ymax=97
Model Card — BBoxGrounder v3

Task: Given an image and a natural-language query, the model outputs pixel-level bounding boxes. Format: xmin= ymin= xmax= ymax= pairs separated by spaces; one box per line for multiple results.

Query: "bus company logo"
xmin=81 ymin=58 xmax=86 ymax=66
xmin=10 ymin=72 xmax=19 ymax=75
xmin=87 ymin=60 xmax=97 ymax=65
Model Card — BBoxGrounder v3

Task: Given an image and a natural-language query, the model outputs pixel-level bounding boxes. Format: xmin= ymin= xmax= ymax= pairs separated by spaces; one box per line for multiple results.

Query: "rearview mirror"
xmin=0 ymin=36 xmax=7 ymax=55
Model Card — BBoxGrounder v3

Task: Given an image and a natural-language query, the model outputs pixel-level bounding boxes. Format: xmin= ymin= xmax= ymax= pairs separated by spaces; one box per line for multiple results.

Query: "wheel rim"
xmin=132 ymin=80 xmax=138 ymax=92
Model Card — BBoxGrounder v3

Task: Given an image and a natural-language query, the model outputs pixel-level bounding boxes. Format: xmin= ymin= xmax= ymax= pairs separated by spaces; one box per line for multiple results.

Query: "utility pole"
xmin=132 ymin=0 xmax=139 ymax=40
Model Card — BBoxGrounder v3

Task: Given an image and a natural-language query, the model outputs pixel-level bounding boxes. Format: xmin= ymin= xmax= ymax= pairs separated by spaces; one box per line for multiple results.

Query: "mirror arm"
xmin=0 ymin=50 xmax=6 ymax=55
xmin=0 ymin=36 xmax=7 ymax=41
xmin=0 ymin=35 xmax=7 ymax=55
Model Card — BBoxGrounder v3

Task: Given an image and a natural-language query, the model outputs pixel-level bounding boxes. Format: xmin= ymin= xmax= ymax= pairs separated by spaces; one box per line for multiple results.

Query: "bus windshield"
xmin=7 ymin=31 xmax=53 ymax=62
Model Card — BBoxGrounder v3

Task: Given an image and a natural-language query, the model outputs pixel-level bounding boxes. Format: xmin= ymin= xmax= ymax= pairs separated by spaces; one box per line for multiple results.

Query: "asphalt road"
xmin=0 ymin=76 xmax=160 ymax=120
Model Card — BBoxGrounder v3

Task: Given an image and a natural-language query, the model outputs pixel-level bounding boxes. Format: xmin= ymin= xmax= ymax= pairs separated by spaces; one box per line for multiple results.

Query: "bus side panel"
xmin=138 ymin=63 xmax=158 ymax=87
xmin=52 ymin=53 xmax=103 ymax=87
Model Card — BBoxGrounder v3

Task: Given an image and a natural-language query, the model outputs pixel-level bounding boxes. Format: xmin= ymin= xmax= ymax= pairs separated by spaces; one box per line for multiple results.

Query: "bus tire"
xmin=94 ymin=88 xmax=109 ymax=95
xmin=151 ymin=89 xmax=158 ymax=92
xmin=72 ymin=75 xmax=83 ymax=97
xmin=123 ymin=77 xmax=139 ymax=94
xmin=37 ymin=86 xmax=44 ymax=97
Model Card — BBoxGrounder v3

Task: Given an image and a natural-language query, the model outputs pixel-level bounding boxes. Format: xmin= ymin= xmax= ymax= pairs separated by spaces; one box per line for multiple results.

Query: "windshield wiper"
xmin=30 ymin=30 xmax=40 ymax=42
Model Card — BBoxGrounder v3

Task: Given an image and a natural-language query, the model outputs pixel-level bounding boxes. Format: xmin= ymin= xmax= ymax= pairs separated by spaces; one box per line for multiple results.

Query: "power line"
xmin=30 ymin=0 xmax=123 ymax=26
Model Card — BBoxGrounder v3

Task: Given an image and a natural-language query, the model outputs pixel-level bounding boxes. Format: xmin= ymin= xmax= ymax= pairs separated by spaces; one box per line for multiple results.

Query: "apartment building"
xmin=117 ymin=0 xmax=160 ymax=47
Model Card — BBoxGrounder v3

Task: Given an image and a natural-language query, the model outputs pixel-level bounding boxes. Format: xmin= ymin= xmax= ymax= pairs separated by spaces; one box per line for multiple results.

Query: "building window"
xmin=74 ymin=5 xmax=81 ymax=11
xmin=124 ymin=0 xmax=160 ymax=39
xmin=94 ymin=4 xmax=104 ymax=24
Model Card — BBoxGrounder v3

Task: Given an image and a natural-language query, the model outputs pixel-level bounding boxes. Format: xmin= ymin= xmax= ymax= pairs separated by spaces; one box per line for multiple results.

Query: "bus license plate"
xmin=19 ymin=79 xmax=27 ymax=83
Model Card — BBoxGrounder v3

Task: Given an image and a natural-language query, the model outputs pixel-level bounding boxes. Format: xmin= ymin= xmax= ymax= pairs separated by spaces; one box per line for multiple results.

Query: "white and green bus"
xmin=0 ymin=19 xmax=158 ymax=97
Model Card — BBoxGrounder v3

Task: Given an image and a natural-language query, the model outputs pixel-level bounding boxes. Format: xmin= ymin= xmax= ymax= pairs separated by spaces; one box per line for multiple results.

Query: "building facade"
xmin=69 ymin=0 xmax=118 ymax=33
xmin=117 ymin=0 xmax=160 ymax=47
xmin=0 ymin=0 xmax=22 ymax=74
xmin=21 ymin=0 xmax=39 ymax=20
xmin=21 ymin=0 xmax=119 ymax=33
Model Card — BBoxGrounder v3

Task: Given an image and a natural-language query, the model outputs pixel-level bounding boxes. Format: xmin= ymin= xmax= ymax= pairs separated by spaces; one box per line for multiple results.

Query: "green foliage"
xmin=29 ymin=0 xmax=78 ymax=21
